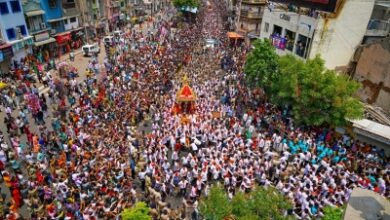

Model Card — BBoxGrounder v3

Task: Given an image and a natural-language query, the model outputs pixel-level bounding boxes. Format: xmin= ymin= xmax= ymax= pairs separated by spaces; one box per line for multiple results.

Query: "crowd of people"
xmin=0 ymin=0 xmax=389 ymax=220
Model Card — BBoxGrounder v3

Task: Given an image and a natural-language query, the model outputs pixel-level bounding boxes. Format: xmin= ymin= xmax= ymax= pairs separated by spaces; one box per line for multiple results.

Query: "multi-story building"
xmin=104 ymin=0 xmax=121 ymax=31
xmin=235 ymin=0 xmax=266 ymax=39
xmin=42 ymin=0 xmax=65 ymax=34
xmin=259 ymin=0 xmax=376 ymax=70
xmin=22 ymin=0 xmax=56 ymax=62
xmin=363 ymin=0 xmax=390 ymax=44
xmin=62 ymin=0 xmax=80 ymax=31
xmin=0 ymin=0 xmax=33 ymax=70
xmin=349 ymin=1 xmax=390 ymax=112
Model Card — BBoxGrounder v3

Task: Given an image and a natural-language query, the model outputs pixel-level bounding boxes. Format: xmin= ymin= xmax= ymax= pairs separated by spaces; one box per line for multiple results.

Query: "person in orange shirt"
xmin=3 ymin=172 xmax=12 ymax=188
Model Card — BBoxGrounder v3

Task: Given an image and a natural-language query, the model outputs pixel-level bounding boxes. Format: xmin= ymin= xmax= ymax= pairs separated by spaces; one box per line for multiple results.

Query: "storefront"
xmin=55 ymin=32 xmax=72 ymax=57
xmin=32 ymin=31 xmax=57 ymax=62
xmin=12 ymin=37 xmax=34 ymax=64
xmin=0 ymin=44 xmax=14 ymax=72
xmin=70 ymin=29 xmax=84 ymax=49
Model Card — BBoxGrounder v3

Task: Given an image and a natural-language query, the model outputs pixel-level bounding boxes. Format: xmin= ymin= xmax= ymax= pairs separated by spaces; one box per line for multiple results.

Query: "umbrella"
xmin=0 ymin=82 xmax=7 ymax=89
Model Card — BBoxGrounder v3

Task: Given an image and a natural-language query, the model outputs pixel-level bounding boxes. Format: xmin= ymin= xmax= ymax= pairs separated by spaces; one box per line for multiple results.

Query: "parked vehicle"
xmin=103 ymin=36 xmax=114 ymax=46
xmin=82 ymin=44 xmax=100 ymax=57
xmin=113 ymin=30 xmax=123 ymax=38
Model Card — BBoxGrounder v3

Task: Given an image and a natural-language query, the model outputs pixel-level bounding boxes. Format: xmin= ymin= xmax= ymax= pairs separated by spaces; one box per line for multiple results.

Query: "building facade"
xmin=259 ymin=0 xmax=376 ymax=70
xmin=42 ymin=0 xmax=65 ymax=34
xmin=0 ymin=0 xmax=33 ymax=70
xmin=235 ymin=0 xmax=266 ymax=38
xmin=363 ymin=0 xmax=390 ymax=44
xmin=22 ymin=0 xmax=56 ymax=63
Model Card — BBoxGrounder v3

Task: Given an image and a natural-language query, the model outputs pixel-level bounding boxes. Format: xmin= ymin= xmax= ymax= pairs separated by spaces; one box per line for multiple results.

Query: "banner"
xmin=271 ymin=35 xmax=287 ymax=50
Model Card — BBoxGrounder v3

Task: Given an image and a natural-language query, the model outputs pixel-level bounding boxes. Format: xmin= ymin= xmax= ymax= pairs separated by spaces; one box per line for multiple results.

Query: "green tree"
xmin=323 ymin=206 xmax=344 ymax=220
xmin=121 ymin=202 xmax=151 ymax=220
xmin=199 ymin=185 xmax=293 ymax=220
xmin=249 ymin=187 xmax=293 ymax=220
xmin=231 ymin=192 xmax=255 ymax=219
xmin=272 ymin=54 xmax=364 ymax=126
xmin=244 ymin=39 xmax=279 ymax=91
xmin=199 ymin=184 xmax=232 ymax=220
xmin=173 ymin=0 xmax=200 ymax=8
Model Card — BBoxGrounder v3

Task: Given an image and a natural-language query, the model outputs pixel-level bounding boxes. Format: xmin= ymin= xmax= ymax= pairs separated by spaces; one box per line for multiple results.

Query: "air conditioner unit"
xmin=41 ymin=23 xmax=47 ymax=29
xmin=15 ymin=27 xmax=22 ymax=39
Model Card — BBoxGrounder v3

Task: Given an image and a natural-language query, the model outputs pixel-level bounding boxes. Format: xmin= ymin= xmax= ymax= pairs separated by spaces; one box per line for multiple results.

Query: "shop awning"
xmin=25 ymin=10 xmax=45 ymax=17
xmin=0 ymin=43 xmax=12 ymax=49
xmin=55 ymin=32 xmax=72 ymax=44
xmin=48 ymin=17 xmax=66 ymax=23
xmin=34 ymin=38 xmax=56 ymax=47
xmin=227 ymin=32 xmax=243 ymax=39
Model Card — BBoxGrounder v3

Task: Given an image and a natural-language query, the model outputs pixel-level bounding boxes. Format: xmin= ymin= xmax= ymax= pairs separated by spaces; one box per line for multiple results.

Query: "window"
xmin=285 ymin=29 xmax=296 ymax=51
xmin=18 ymin=25 xmax=27 ymax=36
xmin=264 ymin=22 xmax=269 ymax=32
xmin=48 ymin=0 xmax=56 ymax=8
xmin=10 ymin=1 xmax=21 ymax=13
xmin=273 ymin=25 xmax=282 ymax=35
xmin=70 ymin=17 xmax=76 ymax=23
xmin=6 ymin=28 xmax=15 ymax=40
xmin=64 ymin=19 xmax=69 ymax=25
xmin=0 ymin=2 xmax=9 ymax=14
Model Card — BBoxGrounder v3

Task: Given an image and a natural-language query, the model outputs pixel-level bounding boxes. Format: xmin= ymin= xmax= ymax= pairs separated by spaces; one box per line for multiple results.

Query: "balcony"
xmin=63 ymin=7 xmax=80 ymax=17
xmin=63 ymin=2 xmax=76 ymax=9
xmin=240 ymin=10 xmax=262 ymax=20
xmin=109 ymin=0 xmax=120 ymax=8
xmin=241 ymin=0 xmax=266 ymax=5
xmin=366 ymin=19 xmax=390 ymax=37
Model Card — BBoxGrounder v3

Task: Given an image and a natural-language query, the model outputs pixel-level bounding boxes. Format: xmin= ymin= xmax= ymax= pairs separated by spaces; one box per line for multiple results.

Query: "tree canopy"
xmin=199 ymin=184 xmax=293 ymax=220
xmin=244 ymin=40 xmax=364 ymax=127
xmin=272 ymin=55 xmax=364 ymax=126
xmin=121 ymin=202 xmax=151 ymax=220
xmin=172 ymin=0 xmax=200 ymax=8
xmin=244 ymin=39 xmax=279 ymax=92
xmin=322 ymin=206 xmax=344 ymax=220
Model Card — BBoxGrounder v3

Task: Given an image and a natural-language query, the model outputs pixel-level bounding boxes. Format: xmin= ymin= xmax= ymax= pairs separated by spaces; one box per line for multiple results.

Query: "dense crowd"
xmin=0 ymin=0 xmax=389 ymax=220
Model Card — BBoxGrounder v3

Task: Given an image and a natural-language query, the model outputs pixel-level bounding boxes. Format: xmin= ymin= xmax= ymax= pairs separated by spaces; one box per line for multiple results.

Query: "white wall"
xmin=64 ymin=17 xmax=80 ymax=31
xmin=259 ymin=0 xmax=376 ymax=70
xmin=309 ymin=0 xmax=375 ymax=69
xmin=12 ymin=45 xmax=31 ymax=63
xmin=259 ymin=10 xmax=318 ymax=39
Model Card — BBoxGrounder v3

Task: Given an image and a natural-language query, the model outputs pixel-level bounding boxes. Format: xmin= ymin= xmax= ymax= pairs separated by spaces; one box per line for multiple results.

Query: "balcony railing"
xmin=240 ymin=10 xmax=262 ymax=19
xmin=241 ymin=0 xmax=266 ymax=5
xmin=366 ymin=19 xmax=390 ymax=36
xmin=110 ymin=1 xmax=120 ymax=8
xmin=63 ymin=2 xmax=76 ymax=9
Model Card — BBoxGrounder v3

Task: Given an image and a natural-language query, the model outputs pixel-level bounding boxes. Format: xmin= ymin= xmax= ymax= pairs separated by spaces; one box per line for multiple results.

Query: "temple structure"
xmin=173 ymin=74 xmax=197 ymax=115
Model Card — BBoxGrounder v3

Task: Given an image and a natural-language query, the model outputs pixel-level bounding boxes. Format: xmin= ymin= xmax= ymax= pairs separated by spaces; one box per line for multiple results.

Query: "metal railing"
xmin=241 ymin=0 xmax=266 ymax=4
xmin=366 ymin=19 xmax=390 ymax=36
xmin=240 ymin=10 xmax=262 ymax=19
xmin=367 ymin=19 xmax=390 ymax=31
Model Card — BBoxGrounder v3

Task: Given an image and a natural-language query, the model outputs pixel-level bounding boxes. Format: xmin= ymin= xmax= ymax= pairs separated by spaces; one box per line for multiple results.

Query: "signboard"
xmin=1 ymin=46 xmax=14 ymax=59
xmin=270 ymin=0 xmax=340 ymax=13
xmin=34 ymin=31 xmax=50 ymax=42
